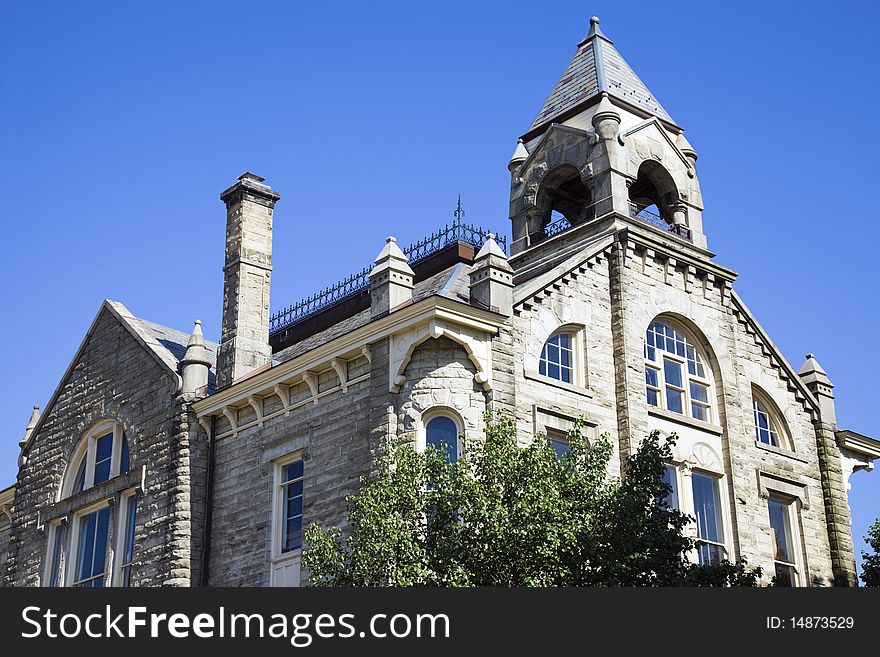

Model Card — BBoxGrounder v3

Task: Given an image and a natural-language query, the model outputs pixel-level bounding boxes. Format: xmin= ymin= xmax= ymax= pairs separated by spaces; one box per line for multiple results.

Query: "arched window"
xmin=426 ymin=415 xmax=459 ymax=463
xmin=539 ymin=330 xmax=578 ymax=384
xmin=63 ymin=421 xmax=130 ymax=497
xmin=644 ymin=319 xmax=713 ymax=422
xmin=45 ymin=420 xmax=138 ymax=587
xmin=421 ymin=410 xmax=463 ymax=464
xmin=752 ymin=388 xmax=789 ymax=449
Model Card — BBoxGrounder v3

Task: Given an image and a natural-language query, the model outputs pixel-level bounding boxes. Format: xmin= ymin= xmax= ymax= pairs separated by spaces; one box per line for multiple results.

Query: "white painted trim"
xmin=193 ymin=295 xmax=504 ymax=416
xmin=269 ymin=451 xmax=305 ymax=588
xmin=416 ymin=407 xmax=465 ymax=457
xmin=60 ymin=419 xmax=127 ymax=500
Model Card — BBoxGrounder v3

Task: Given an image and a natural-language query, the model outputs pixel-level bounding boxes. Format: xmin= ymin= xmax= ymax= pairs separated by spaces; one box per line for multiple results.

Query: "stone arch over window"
xmin=536 ymin=164 xmax=594 ymax=231
xmin=418 ymin=407 xmax=464 ymax=463
xmin=628 ymin=160 xmax=685 ymax=228
xmin=46 ymin=419 xmax=138 ymax=587
xmin=60 ymin=419 xmax=130 ymax=500
xmin=644 ymin=315 xmax=718 ymax=423
xmin=751 ymin=385 xmax=792 ymax=451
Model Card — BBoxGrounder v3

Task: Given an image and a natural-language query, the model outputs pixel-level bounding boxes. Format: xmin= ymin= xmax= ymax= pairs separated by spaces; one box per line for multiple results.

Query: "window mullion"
xmin=84 ymin=438 xmax=96 ymax=489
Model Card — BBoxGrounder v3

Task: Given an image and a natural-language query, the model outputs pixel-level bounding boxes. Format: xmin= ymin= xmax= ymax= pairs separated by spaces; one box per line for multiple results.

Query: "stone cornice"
xmin=836 ymin=429 xmax=880 ymax=459
xmin=617 ymin=221 xmax=735 ymax=282
xmin=192 ymin=295 xmax=505 ymax=418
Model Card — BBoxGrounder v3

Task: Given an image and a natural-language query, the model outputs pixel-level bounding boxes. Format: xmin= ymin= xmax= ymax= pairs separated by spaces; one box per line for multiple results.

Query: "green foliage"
xmin=859 ymin=519 xmax=880 ymax=587
xmin=303 ymin=414 xmax=762 ymax=587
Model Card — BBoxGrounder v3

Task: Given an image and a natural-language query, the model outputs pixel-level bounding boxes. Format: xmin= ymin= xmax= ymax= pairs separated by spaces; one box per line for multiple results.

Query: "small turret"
xmin=18 ymin=405 xmax=39 ymax=450
xmin=469 ymin=234 xmax=513 ymax=316
xmin=508 ymin=139 xmax=529 ymax=172
xmin=591 ymin=92 xmax=621 ymax=141
xmin=799 ymin=353 xmax=836 ymax=426
xmin=181 ymin=320 xmax=212 ymax=398
xmin=369 ymin=237 xmax=414 ymax=318
xmin=18 ymin=405 xmax=40 ymax=467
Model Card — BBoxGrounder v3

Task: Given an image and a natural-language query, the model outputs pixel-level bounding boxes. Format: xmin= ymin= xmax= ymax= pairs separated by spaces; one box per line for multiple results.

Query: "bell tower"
xmin=508 ymin=16 xmax=706 ymax=259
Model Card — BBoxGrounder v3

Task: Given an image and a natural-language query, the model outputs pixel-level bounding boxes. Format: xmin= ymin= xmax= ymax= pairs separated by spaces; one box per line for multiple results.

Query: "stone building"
xmin=2 ymin=17 xmax=878 ymax=588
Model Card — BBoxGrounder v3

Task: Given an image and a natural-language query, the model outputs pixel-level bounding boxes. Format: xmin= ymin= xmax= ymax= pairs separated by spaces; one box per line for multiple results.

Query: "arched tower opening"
xmin=536 ymin=165 xmax=593 ymax=232
xmin=628 ymin=160 xmax=680 ymax=226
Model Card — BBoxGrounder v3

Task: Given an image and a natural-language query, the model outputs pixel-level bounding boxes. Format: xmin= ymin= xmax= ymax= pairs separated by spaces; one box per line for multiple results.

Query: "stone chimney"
xmin=369 ymin=236 xmax=414 ymax=318
xmin=216 ymin=172 xmax=280 ymax=391
xmin=469 ymin=234 xmax=513 ymax=316
xmin=180 ymin=320 xmax=212 ymax=398
xmin=799 ymin=353 xmax=836 ymax=426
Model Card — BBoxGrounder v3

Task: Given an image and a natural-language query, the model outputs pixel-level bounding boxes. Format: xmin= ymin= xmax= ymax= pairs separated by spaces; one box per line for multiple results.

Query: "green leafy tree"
xmin=304 ymin=414 xmax=761 ymax=586
xmin=860 ymin=519 xmax=880 ymax=587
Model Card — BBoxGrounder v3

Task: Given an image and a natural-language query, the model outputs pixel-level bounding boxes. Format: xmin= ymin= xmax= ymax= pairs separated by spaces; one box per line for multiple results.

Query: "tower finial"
xmin=586 ymin=15 xmax=605 ymax=39
xmin=454 ymin=195 xmax=465 ymax=224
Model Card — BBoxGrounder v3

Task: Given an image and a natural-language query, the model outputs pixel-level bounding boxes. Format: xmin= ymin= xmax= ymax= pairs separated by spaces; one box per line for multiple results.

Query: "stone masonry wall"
xmin=3 ymin=309 xmax=203 ymax=587
xmin=395 ymin=336 xmax=488 ymax=447
xmin=207 ymin=355 xmax=373 ymax=586
xmin=611 ymin=232 xmax=834 ymax=585
xmin=512 ymin=246 xmax=622 ymax=477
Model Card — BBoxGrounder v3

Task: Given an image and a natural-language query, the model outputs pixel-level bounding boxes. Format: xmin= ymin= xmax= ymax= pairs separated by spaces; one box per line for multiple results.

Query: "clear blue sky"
xmin=1 ymin=1 xmax=877 ymax=575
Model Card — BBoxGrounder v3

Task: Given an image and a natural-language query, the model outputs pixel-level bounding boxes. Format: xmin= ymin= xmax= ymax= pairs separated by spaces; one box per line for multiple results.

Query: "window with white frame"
xmin=752 ymin=388 xmax=788 ymax=449
xmin=65 ymin=421 xmax=130 ymax=497
xmin=540 ymin=331 xmax=575 ymax=383
xmin=270 ymin=453 xmax=305 ymax=587
xmin=660 ymin=464 xmax=679 ymax=510
xmin=768 ymin=497 xmax=800 ymax=586
xmin=72 ymin=505 xmax=111 ymax=587
xmin=691 ymin=471 xmax=725 ymax=565
xmin=279 ymin=459 xmax=304 ymax=554
xmin=644 ymin=319 xmax=713 ymax=422
xmin=548 ymin=432 xmax=571 ymax=460
xmin=424 ymin=412 xmax=461 ymax=464
xmin=44 ymin=420 xmax=138 ymax=587
xmin=117 ymin=492 xmax=138 ymax=586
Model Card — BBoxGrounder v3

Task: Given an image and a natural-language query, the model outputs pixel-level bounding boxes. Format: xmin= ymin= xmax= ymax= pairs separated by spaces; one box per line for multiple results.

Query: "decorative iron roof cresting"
xmin=269 ymin=217 xmax=507 ymax=334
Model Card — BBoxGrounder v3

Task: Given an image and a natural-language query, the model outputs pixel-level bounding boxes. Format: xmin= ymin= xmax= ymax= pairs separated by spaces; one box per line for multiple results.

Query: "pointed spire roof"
xmin=19 ymin=405 xmax=40 ymax=449
xmin=474 ymin=233 xmax=508 ymax=261
xmin=508 ymin=139 xmax=529 ymax=171
xmin=526 ymin=16 xmax=675 ymax=138
xmin=181 ymin=320 xmax=212 ymax=367
xmin=799 ymin=353 xmax=833 ymax=388
xmin=370 ymin=236 xmax=414 ymax=278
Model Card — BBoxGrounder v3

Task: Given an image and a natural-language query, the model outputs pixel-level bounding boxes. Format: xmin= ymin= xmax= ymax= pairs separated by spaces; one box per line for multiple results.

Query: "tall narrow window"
xmin=73 ymin=506 xmax=111 ymax=587
xmin=691 ymin=472 xmax=725 ymax=565
xmin=660 ymin=464 xmax=679 ymax=509
xmin=271 ymin=454 xmax=305 ymax=587
xmin=539 ymin=332 xmax=575 ymax=384
xmin=644 ymin=319 xmax=713 ymax=422
xmin=120 ymin=494 xmax=138 ymax=586
xmin=426 ymin=416 xmax=459 ymax=463
xmin=47 ymin=524 xmax=67 ymax=587
xmin=280 ymin=460 xmax=304 ymax=554
xmin=768 ymin=498 xmax=799 ymax=586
